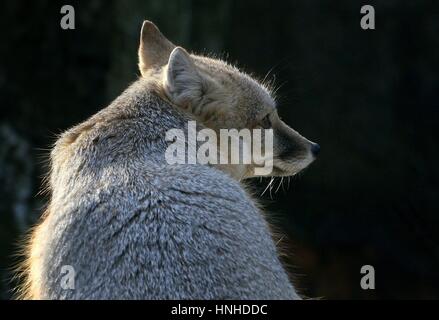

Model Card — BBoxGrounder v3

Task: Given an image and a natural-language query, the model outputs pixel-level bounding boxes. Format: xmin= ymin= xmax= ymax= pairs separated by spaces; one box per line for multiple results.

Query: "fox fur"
xmin=17 ymin=21 xmax=318 ymax=299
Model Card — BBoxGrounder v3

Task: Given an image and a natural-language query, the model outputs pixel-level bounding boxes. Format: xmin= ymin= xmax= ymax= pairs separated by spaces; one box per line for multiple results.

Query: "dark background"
xmin=1 ymin=0 xmax=438 ymax=299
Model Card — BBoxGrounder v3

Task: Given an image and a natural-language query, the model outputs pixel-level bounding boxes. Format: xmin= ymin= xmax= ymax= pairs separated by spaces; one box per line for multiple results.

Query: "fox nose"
xmin=311 ymin=143 xmax=320 ymax=157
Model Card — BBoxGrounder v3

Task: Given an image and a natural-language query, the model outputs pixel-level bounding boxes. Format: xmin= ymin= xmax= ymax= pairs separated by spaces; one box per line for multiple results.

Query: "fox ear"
xmin=138 ymin=20 xmax=175 ymax=76
xmin=164 ymin=47 xmax=204 ymax=106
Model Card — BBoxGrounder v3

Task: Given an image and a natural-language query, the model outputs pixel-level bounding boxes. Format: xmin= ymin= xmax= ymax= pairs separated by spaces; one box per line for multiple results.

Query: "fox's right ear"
xmin=138 ymin=20 xmax=175 ymax=76
xmin=164 ymin=47 xmax=205 ymax=107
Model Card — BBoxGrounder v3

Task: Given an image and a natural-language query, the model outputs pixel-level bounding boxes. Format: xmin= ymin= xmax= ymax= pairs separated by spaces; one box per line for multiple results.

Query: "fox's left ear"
xmin=138 ymin=20 xmax=175 ymax=76
xmin=164 ymin=47 xmax=205 ymax=106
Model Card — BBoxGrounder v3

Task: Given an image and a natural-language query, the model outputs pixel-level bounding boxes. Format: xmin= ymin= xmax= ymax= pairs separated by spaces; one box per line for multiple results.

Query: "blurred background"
xmin=1 ymin=0 xmax=438 ymax=299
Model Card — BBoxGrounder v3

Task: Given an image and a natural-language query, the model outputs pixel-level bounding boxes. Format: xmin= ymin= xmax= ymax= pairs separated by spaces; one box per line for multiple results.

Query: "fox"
xmin=17 ymin=21 xmax=320 ymax=300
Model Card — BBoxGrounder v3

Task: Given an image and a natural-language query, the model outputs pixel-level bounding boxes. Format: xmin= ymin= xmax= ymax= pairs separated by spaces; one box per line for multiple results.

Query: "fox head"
xmin=138 ymin=21 xmax=319 ymax=180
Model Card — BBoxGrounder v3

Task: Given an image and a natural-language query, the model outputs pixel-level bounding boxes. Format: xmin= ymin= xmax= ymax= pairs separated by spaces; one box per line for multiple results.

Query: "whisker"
xmin=281 ymin=176 xmax=287 ymax=193
xmin=261 ymin=177 xmax=275 ymax=197
xmin=276 ymin=235 xmax=285 ymax=246
xmin=272 ymin=80 xmax=287 ymax=98
xmin=269 ymin=177 xmax=275 ymax=199
xmin=275 ymin=176 xmax=284 ymax=194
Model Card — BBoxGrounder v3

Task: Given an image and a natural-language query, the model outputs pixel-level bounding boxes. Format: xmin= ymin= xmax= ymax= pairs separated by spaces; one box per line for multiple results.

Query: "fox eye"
xmin=260 ymin=114 xmax=272 ymax=129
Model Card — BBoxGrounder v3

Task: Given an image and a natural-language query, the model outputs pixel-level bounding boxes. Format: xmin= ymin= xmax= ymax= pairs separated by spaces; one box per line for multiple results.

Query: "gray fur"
xmin=34 ymin=79 xmax=300 ymax=299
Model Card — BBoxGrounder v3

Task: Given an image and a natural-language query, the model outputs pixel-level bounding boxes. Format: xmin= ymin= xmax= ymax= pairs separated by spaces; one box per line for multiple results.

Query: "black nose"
xmin=311 ymin=143 xmax=320 ymax=157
